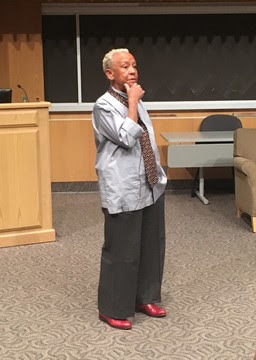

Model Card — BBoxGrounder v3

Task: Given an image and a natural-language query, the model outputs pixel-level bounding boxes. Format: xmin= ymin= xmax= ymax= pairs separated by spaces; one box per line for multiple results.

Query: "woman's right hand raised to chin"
xmin=124 ymin=83 xmax=145 ymax=103
xmin=124 ymin=83 xmax=145 ymax=123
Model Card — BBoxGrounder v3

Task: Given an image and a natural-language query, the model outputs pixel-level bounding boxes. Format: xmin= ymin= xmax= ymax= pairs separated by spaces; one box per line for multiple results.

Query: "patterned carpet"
xmin=0 ymin=190 xmax=256 ymax=360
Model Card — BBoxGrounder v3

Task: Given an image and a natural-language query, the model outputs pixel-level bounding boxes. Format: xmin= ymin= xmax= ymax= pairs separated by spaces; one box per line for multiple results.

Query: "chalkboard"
xmin=43 ymin=13 xmax=256 ymax=103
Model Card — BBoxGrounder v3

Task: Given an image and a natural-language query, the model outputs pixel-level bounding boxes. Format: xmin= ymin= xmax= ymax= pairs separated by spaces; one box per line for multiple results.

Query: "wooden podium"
xmin=0 ymin=102 xmax=55 ymax=247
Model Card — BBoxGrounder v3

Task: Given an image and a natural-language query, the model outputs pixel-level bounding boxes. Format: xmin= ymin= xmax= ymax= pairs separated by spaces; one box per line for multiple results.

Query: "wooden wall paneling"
xmin=48 ymin=110 xmax=256 ymax=182
xmin=0 ymin=35 xmax=10 ymax=87
xmin=49 ymin=117 xmax=97 ymax=182
xmin=1 ymin=1 xmax=44 ymax=102
xmin=233 ymin=113 xmax=256 ymax=128
xmin=9 ymin=33 xmax=45 ymax=103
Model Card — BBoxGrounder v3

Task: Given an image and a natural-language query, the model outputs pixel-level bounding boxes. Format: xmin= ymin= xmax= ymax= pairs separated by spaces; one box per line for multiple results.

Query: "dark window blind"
xmin=43 ymin=13 xmax=256 ymax=103
xmin=42 ymin=15 xmax=78 ymax=102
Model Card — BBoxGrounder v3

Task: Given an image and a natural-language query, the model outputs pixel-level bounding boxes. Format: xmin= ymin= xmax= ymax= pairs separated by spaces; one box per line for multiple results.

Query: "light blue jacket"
xmin=92 ymin=89 xmax=167 ymax=214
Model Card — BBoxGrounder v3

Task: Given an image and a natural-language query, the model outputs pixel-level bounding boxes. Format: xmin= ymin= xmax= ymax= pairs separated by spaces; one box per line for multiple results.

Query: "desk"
xmin=161 ymin=131 xmax=234 ymax=204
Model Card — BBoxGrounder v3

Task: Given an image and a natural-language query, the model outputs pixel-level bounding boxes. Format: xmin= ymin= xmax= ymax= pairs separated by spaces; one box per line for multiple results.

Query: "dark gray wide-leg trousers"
xmin=98 ymin=193 xmax=165 ymax=319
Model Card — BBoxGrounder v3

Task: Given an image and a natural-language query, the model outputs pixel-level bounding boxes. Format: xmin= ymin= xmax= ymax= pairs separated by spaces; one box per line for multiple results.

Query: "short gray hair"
xmin=102 ymin=48 xmax=129 ymax=72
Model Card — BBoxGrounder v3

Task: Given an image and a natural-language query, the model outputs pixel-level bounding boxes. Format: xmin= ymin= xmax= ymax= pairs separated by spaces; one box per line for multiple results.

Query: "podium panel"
xmin=0 ymin=129 xmax=40 ymax=230
xmin=0 ymin=102 xmax=55 ymax=247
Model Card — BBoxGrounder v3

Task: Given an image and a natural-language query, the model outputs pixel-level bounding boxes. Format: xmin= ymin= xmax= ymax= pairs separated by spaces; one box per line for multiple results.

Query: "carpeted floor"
xmin=0 ymin=190 xmax=256 ymax=360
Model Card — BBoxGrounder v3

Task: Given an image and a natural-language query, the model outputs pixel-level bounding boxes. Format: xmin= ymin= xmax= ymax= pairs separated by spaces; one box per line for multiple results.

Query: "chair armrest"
xmin=234 ymin=128 xmax=256 ymax=162
xmin=234 ymin=157 xmax=256 ymax=182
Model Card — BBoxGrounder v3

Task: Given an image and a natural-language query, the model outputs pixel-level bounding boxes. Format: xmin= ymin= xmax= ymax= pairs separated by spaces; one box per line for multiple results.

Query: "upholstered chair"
xmin=234 ymin=128 xmax=256 ymax=232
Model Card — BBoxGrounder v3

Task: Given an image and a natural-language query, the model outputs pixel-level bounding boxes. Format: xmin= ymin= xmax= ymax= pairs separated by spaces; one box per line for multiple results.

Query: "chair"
xmin=191 ymin=114 xmax=242 ymax=200
xmin=234 ymin=128 xmax=256 ymax=232
xmin=199 ymin=114 xmax=242 ymax=132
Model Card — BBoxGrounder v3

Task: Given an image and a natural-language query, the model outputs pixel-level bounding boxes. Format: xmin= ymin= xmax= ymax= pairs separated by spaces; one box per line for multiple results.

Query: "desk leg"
xmin=195 ymin=167 xmax=209 ymax=205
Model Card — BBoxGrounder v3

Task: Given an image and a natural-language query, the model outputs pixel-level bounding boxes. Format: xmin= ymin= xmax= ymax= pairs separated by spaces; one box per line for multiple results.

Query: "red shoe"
xmin=136 ymin=304 xmax=166 ymax=317
xmin=99 ymin=312 xmax=132 ymax=330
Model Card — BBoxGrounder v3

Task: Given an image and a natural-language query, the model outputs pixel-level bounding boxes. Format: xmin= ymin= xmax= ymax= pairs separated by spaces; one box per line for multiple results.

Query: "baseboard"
xmin=51 ymin=181 xmax=99 ymax=192
xmin=51 ymin=179 xmax=234 ymax=193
